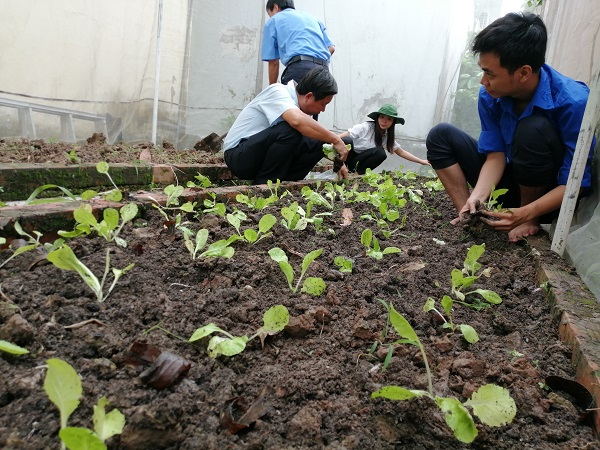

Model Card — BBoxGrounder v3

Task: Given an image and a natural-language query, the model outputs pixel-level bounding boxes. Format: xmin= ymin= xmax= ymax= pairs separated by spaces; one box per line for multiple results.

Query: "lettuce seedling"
xmin=334 ymin=256 xmax=353 ymax=273
xmin=268 ymin=247 xmax=326 ymax=295
xmin=0 ymin=339 xmax=29 ymax=355
xmin=47 ymin=245 xmax=134 ymax=302
xmin=236 ymin=193 xmax=278 ymax=210
xmin=95 ymin=162 xmax=123 ymax=202
xmin=201 ymin=193 xmax=226 ymax=217
xmin=0 ymin=222 xmax=44 ymax=269
xmin=371 ymin=304 xmax=516 ymax=443
xmin=423 ymin=296 xmax=479 ymax=344
xmin=280 ymin=202 xmax=308 ymax=231
xmin=44 ymin=358 xmax=125 ymax=450
xmin=450 ymin=244 xmax=502 ymax=308
xmin=186 ymin=173 xmax=212 ymax=188
xmin=189 ymin=305 xmax=289 ymax=358
xmin=485 ymin=185 xmax=509 ymax=211
xmin=59 ymin=203 xmax=138 ymax=248
xmin=360 ymin=229 xmax=401 ymax=260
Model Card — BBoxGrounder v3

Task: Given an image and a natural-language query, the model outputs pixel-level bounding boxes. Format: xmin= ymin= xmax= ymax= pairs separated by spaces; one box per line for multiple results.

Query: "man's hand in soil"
xmin=451 ymin=198 xmax=484 ymax=226
xmin=478 ymin=208 xmax=540 ymax=242
xmin=333 ymin=140 xmax=349 ymax=162
xmin=337 ymin=163 xmax=349 ymax=180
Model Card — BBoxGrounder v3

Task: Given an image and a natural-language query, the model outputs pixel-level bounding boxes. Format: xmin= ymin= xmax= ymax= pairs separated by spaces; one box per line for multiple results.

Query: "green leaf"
xmin=104 ymin=189 xmax=123 ymax=202
xmin=372 ymin=386 xmax=428 ymax=400
xmin=301 ymin=249 xmax=323 ymax=275
xmin=244 ymin=229 xmax=258 ymax=243
xmin=93 ymin=397 xmax=126 ymax=442
xmin=189 ymin=323 xmax=226 ymax=342
xmin=261 ymin=305 xmax=290 ymax=333
xmin=103 ymin=208 xmax=119 ymax=231
xmin=268 ymin=247 xmax=288 ymax=263
xmin=44 ymin=358 xmax=82 ymax=430
xmin=207 ymin=335 xmax=248 ymax=357
xmin=47 ymin=245 xmax=102 ymax=299
xmin=459 ymin=324 xmax=479 ymax=344
xmin=120 ymin=203 xmax=138 ymax=223
xmin=0 ymin=339 xmax=29 ymax=355
xmin=96 ymin=161 xmax=110 ymax=174
xmin=80 ymin=190 xmax=98 ymax=201
xmin=464 ymin=243 xmax=485 ymax=274
xmin=423 ymin=298 xmax=436 ymax=313
xmin=301 ymin=277 xmax=326 ymax=296
xmin=471 ymin=289 xmax=502 ymax=304
xmin=258 ymin=214 xmax=276 ymax=233
xmin=389 ymin=304 xmax=419 ymax=344
xmin=74 ymin=205 xmax=98 ymax=226
xmin=435 ymin=397 xmax=478 ymax=443
xmin=334 ymin=256 xmax=353 ymax=273
xmin=382 ymin=247 xmax=401 ymax=255
xmin=441 ymin=295 xmax=454 ymax=316
xmin=60 ymin=427 xmax=106 ymax=450
xmin=464 ymin=384 xmax=517 ymax=427
xmin=361 ymin=229 xmax=373 ymax=247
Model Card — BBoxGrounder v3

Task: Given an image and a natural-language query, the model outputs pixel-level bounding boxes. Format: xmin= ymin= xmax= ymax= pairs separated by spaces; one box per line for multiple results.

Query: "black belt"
xmin=287 ymin=55 xmax=328 ymax=66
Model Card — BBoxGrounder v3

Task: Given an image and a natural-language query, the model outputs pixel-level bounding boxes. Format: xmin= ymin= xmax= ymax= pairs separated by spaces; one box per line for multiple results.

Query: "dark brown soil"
xmin=0 ymin=140 xmax=598 ymax=449
xmin=0 ymin=135 xmax=224 ymax=165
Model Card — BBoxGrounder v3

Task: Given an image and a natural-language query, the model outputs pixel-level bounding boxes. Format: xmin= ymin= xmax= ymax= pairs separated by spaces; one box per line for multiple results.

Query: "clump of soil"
xmin=0 ymin=135 xmax=224 ymax=165
xmin=0 ymin=171 xmax=597 ymax=449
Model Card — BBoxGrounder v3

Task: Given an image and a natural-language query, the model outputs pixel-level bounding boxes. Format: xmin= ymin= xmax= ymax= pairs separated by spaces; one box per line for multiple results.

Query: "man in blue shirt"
xmin=262 ymin=0 xmax=335 ymax=86
xmin=426 ymin=12 xmax=595 ymax=242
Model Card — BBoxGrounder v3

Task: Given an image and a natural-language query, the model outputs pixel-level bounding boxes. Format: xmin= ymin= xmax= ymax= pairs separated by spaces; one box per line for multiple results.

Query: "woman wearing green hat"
xmin=338 ymin=104 xmax=430 ymax=174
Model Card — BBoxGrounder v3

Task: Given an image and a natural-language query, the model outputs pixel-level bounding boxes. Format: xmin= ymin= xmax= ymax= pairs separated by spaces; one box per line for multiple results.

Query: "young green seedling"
xmin=371 ymin=304 xmax=516 ymax=443
xmin=236 ymin=192 xmax=278 ymax=210
xmin=201 ymin=192 xmax=226 ymax=217
xmin=486 ymin=185 xmax=509 ymax=211
xmin=226 ymin=211 xmax=276 ymax=244
xmin=360 ymin=229 xmax=401 ymax=260
xmin=46 ymin=245 xmax=134 ymax=302
xmin=334 ymin=256 xmax=353 ymax=273
xmin=450 ymin=244 xmax=502 ymax=308
xmin=59 ymin=203 xmax=138 ymax=248
xmin=189 ymin=305 xmax=289 ymax=358
xmin=44 ymin=358 xmax=125 ymax=450
xmin=186 ymin=173 xmax=212 ymax=188
xmin=96 ymin=162 xmax=124 ymax=202
xmin=280 ymin=202 xmax=308 ymax=231
xmin=0 ymin=222 xmax=44 ymax=269
xmin=423 ymin=296 xmax=479 ymax=344
xmin=268 ymin=247 xmax=326 ymax=295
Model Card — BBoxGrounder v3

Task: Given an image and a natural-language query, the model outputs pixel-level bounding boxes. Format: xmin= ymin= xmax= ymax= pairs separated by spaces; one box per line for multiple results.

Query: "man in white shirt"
xmin=223 ymin=67 xmax=348 ymax=184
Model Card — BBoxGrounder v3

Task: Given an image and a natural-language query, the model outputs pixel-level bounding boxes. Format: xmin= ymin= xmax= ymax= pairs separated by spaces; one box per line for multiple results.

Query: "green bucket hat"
xmin=367 ymin=104 xmax=405 ymax=125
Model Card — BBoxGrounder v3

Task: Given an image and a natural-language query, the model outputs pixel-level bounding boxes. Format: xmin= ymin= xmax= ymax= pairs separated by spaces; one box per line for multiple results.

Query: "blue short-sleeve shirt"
xmin=477 ymin=64 xmax=595 ymax=187
xmin=261 ymin=9 xmax=333 ymax=66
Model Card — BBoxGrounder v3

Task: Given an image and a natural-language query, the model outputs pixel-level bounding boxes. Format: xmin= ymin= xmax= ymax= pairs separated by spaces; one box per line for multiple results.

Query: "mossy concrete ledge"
xmin=529 ymin=235 xmax=600 ymax=433
xmin=0 ymin=163 xmax=236 ymax=201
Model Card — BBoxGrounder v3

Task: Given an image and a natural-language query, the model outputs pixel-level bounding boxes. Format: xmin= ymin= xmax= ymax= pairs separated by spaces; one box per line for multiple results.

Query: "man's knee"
xmin=426 ymin=123 xmax=461 ymax=170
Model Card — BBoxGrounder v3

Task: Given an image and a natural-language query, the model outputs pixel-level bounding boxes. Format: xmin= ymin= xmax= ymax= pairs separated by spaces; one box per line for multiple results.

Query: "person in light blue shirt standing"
xmin=262 ymin=0 xmax=335 ymax=88
xmin=426 ymin=12 xmax=595 ymax=242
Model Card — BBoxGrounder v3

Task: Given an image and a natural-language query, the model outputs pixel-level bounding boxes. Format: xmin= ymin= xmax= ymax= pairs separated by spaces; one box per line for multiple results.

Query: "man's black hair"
xmin=266 ymin=0 xmax=295 ymax=11
xmin=296 ymin=67 xmax=338 ymax=101
xmin=472 ymin=12 xmax=547 ymax=73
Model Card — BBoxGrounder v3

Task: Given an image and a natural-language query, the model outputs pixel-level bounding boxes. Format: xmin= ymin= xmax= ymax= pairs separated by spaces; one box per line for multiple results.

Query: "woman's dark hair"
xmin=472 ymin=12 xmax=546 ymax=73
xmin=266 ymin=0 xmax=295 ymax=11
xmin=296 ymin=67 xmax=338 ymax=101
xmin=372 ymin=117 xmax=395 ymax=153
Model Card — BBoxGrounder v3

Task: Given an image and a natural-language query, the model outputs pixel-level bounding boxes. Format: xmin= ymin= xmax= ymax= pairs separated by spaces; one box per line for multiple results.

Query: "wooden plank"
xmin=551 ymin=70 xmax=600 ymax=255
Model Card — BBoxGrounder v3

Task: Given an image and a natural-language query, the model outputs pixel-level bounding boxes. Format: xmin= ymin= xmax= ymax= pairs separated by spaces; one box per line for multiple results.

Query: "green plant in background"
xmin=44 ymin=358 xmax=125 ymax=450
xmin=450 ymin=244 xmax=502 ymax=309
xmin=59 ymin=203 xmax=138 ymax=247
xmin=0 ymin=340 xmax=30 ymax=355
xmin=46 ymin=245 xmax=134 ymax=303
xmin=176 ymin=222 xmax=237 ymax=260
xmin=371 ymin=303 xmax=516 ymax=444
xmin=189 ymin=305 xmax=289 ymax=357
xmin=65 ymin=149 xmax=81 ymax=164
xmin=360 ymin=229 xmax=401 ymax=260
xmin=423 ymin=296 xmax=479 ymax=344
xmin=268 ymin=247 xmax=326 ymax=295
xmin=360 ymin=203 xmax=408 ymax=239
xmin=235 ymin=192 xmax=278 ymax=210
xmin=186 ymin=173 xmax=212 ymax=188
xmin=95 ymin=162 xmax=124 ymax=202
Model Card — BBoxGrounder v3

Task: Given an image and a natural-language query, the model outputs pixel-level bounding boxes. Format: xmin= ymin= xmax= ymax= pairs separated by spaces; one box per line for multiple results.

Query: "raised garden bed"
xmin=0 ymin=139 xmax=598 ymax=449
